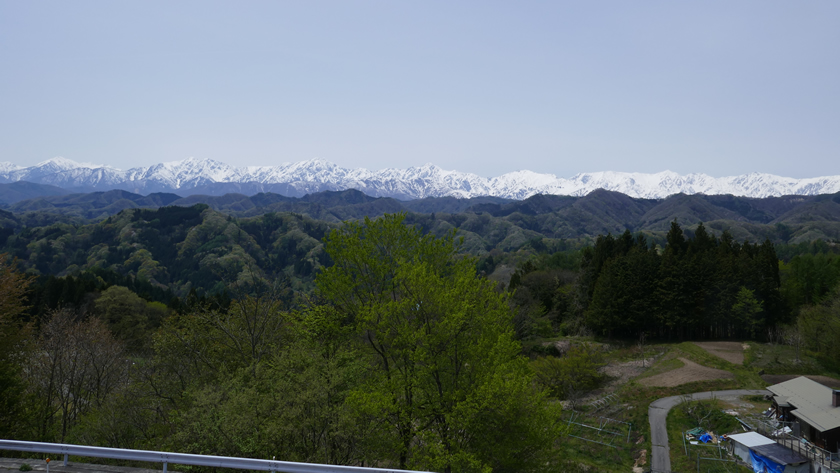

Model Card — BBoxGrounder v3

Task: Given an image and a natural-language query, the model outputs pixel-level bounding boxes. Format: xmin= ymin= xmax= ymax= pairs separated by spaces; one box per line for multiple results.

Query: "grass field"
xmin=549 ymin=337 xmax=840 ymax=472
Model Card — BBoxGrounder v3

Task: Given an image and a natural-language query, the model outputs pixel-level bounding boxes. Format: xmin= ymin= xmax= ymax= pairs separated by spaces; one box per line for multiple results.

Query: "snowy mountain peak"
xmin=2 ymin=157 xmax=840 ymax=200
xmin=36 ymin=156 xmax=101 ymax=170
xmin=0 ymin=162 xmax=22 ymax=173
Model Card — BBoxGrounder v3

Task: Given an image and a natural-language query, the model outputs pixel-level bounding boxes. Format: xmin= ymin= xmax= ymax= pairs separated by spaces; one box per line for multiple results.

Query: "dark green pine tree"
xmin=586 ymin=235 xmax=659 ymax=337
xmin=656 ymin=220 xmax=694 ymax=339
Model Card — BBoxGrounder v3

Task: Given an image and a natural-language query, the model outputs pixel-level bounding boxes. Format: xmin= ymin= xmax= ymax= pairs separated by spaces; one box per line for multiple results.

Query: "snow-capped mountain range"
xmin=1 ymin=157 xmax=839 ymax=200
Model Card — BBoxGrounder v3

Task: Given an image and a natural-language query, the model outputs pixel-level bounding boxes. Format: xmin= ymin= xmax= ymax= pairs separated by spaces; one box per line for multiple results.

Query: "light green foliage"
xmin=318 ymin=213 xmax=560 ymax=473
xmin=124 ymin=249 xmax=168 ymax=284
xmin=531 ymin=344 xmax=606 ymax=402
xmin=158 ymin=302 xmax=370 ymax=464
xmin=797 ymin=286 xmax=840 ymax=371
xmin=731 ymin=286 xmax=763 ymax=338
xmin=154 ymin=292 xmax=288 ymax=378
xmin=95 ymin=286 xmax=170 ymax=353
xmin=780 ymin=253 xmax=840 ymax=312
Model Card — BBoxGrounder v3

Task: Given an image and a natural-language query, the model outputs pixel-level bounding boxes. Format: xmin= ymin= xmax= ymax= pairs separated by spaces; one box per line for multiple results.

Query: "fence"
xmin=564 ymin=410 xmax=632 ymax=448
xmin=681 ymin=430 xmax=725 ymax=460
xmin=747 ymin=415 xmax=840 ymax=471
xmin=0 ymin=440 xmax=432 ymax=473
xmin=693 ymin=456 xmax=750 ymax=473
xmin=677 ymin=431 xmax=751 ymax=473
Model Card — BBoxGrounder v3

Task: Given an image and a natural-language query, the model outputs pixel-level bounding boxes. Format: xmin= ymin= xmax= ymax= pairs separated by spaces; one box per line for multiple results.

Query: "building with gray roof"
xmin=767 ymin=376 xmax=840 ymax=453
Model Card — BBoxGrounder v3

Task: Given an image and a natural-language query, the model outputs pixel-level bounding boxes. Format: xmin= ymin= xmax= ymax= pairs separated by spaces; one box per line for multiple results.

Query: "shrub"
xmin=531 ymin=343 xmax=605 ymax=402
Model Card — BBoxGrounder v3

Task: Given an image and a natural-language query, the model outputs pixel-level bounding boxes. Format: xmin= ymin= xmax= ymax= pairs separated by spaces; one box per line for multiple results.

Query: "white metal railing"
xmin=0 ymin=440 xmax=434 ymax=473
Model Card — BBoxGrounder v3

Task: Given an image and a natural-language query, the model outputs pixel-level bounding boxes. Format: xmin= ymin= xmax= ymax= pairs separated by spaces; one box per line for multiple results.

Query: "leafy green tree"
xmin=25 ymin=309 xmax=126 ymax=442
xmin=731 ymin=286 xmax=763 ymax=338
xmin=530 ymin=344 xmax=606 ymax=404
xmin=797 ymin=285 xmax=840 ymax=370
xmin=318 ymin=213 xmax=560 ymax=473
xmin=0 ymin=255 xmax=33 ymax=439
xmin=94 ymin=286 xmax=170 ymax=353
xmin=170 ymin=305 xmax=370 ymax=464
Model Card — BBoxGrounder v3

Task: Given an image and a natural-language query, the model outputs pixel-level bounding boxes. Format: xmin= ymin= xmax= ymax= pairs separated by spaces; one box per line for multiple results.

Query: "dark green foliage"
xmin=0 ymin=255 xmax=32 ymax=439
xmin=580 ymin=223 xmax=785 ymax=339
xmin=780 ymin=253 xmax=840 ymax=313
xmin=508 ymin=248 xmax=583 ymax=339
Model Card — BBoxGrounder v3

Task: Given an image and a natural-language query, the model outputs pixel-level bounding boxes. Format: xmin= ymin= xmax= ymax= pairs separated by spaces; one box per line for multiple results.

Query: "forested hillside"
xmin=4 ymin=187 xmax=840 ymax=243
xmin=0 ymin=215 xmax=562 ymax=473
xmin=2 ymin=192 xmax=840 ymax=471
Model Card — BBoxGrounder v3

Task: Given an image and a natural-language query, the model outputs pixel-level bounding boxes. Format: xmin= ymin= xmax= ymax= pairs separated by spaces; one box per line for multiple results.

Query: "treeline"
xmin=507 ymin=221 xmax=790 ymax=342
xmin=581 ymin=221 xmax=784 ymax=339
xmin=0 ymin=215 xmax=562 ymax=473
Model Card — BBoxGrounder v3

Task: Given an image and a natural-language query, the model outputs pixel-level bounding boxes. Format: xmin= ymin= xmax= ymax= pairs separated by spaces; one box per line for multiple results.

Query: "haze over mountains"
xmin=2 ymin=157 xmax=839 ymax=200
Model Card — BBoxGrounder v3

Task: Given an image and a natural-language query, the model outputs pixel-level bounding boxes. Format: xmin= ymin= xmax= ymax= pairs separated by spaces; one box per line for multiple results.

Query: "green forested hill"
xmin=1 ymin=206 xmax=333 ymax=297
xmin=0 ymin=204 xmax=550 ymax=298
xmin=5 ymin=187 xmax=840 ymax=243
xmin=2 ymin=189 xmax=840 ymax=301
xmin=2 ymin=192 xmax=840 ymax=472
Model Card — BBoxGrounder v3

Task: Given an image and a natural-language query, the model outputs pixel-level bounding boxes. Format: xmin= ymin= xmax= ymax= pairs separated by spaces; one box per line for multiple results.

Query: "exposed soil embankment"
xmin=693 ymin=341 xmax=745 ymax=365
xmin=638 ymin=357 xmax=734 ymax=387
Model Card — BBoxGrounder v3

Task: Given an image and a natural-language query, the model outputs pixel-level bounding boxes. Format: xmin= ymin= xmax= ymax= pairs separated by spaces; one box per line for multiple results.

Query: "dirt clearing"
xmin=638 ymin=357 xmax=734 ymax=387
xmin=693 ymin=341 xmax=746 ymax=365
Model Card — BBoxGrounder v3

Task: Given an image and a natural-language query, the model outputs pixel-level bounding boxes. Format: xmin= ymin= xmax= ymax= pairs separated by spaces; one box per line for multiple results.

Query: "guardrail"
xmin=0 ymin=440 xmax=433 ymax=473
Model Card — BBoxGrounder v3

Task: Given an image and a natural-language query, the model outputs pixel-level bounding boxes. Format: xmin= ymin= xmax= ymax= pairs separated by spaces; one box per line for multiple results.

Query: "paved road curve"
xmin=648 ymin=389 xmax=770 ymax=473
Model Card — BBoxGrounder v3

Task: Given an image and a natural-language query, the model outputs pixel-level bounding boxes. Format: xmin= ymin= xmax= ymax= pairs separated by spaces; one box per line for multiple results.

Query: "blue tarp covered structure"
xmin=699 ymin=433 xmax=712 ymax=443
xmin=748 ymin=442 xmax=810 ymax=473
xmin=749 ymin=449 xmax=784 ymax=473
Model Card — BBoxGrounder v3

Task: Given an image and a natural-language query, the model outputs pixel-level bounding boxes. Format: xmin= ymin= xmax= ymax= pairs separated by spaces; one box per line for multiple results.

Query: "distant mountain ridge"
xmin=3 ymin=186 xmax=840 ymax=246
xmin=1 ymin=157 xmax=839 ymax=200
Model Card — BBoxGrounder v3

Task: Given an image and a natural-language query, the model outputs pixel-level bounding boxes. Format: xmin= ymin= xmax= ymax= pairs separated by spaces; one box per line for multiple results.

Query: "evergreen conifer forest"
xmin=2 ymin=198 xmax=840 ymax=472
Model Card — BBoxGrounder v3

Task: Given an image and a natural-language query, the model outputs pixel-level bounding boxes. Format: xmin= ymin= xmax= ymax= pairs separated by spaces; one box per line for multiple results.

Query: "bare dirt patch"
xmin=761 ymin=374 xmax=840 ymax=389
xmin=561 ymin=356 xmax=660 ymax=408
xmin=638 ymin=357 xmax=734 ymax=387
xmin=599 ymin=357 xmax=657 ymax=391
xmin=693 ymin=341 xmax=745 ymax=365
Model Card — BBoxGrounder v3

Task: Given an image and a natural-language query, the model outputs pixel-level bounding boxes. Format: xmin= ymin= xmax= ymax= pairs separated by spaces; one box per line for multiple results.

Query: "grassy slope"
xmin=562 ymin=341 xmax=767 ymax=472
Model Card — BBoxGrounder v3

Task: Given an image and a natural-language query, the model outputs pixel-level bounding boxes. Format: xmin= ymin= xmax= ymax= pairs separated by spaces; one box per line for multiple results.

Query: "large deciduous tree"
xmin=0 ymin=255 xmax=33 ymax=438
xmin=317 ymin=214 xmax=560 ymax=473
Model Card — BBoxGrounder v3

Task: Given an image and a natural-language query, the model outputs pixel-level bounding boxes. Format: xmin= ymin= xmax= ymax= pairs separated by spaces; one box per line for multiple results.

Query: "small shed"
xmin=728 ymin=432 xmax=774 ymax=464
xmin=750 ymin=442 xmax=809 ymax=473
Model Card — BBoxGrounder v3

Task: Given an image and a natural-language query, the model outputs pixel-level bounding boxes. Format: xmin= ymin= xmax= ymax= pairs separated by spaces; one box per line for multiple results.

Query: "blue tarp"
xmin=699 ymin=434 xmax=712 ymax=443
xmin=750 ymin=449 xmax=785 ymax=473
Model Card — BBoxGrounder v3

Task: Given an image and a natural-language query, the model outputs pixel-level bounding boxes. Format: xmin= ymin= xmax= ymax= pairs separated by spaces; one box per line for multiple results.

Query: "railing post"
xmin=163 ymin=461 xmax=167 ymax=473
xmin=63 ymin=454 xmax=68 ymax=466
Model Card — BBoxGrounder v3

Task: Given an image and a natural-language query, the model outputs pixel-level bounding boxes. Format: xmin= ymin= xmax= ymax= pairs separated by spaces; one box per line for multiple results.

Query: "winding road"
xmin=648 ymin=389 xmax=770 ymax=472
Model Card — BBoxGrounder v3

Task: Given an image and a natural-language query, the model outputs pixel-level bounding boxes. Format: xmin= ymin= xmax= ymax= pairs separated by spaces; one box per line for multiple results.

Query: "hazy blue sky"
xmin=1 ymin=1 xmax=838 ymax=178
